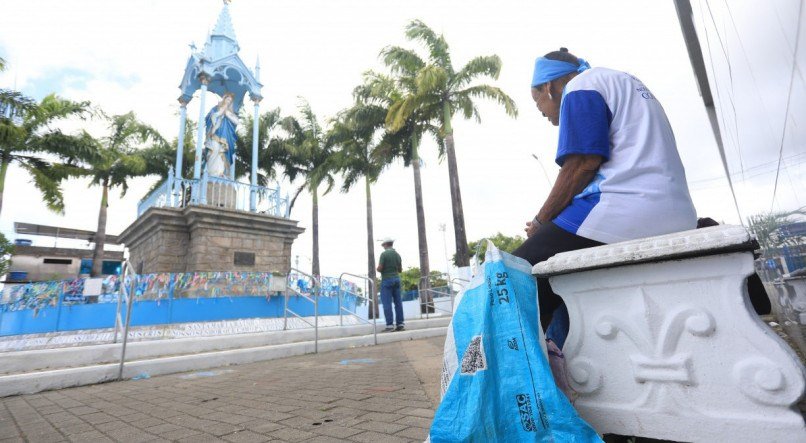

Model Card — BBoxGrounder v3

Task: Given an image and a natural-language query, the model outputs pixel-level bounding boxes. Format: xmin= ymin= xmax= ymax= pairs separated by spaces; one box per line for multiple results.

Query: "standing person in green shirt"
xmin=377 ymin=237 xmax=404 ymax=332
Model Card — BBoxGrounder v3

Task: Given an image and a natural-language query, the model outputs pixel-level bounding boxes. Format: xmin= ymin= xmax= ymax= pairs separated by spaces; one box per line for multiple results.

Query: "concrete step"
xmin=0 ymin=324 xmax=448 ymax=397
xmin=0 ymin=317 xmax=450 ymax=376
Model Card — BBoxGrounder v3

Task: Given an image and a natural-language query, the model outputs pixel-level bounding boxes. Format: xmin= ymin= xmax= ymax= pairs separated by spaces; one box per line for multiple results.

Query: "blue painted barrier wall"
xmin=0 ymin=294 xmax=358 ymax=336
xmin=0 ymin=272 xmax=361 ymax=337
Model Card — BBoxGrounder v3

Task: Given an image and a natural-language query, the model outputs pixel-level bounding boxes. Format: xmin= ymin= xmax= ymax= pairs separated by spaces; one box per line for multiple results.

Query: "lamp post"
xmin=439 ymin=223 xmax=451 ymax=283
xmin=531 ymin=154 xmax=553 ymax=188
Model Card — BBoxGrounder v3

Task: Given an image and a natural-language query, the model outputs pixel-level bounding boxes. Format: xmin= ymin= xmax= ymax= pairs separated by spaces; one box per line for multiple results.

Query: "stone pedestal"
xmin=205 ymin=181 xmax=237 ymax=209
xmin=119 ymin=205 xmax=304 ymax=274
xmin=534 ymin=225 xmax=806 ymax=443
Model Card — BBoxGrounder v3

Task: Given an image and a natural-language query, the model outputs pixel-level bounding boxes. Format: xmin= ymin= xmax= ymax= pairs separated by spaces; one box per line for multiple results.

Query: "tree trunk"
xmin=365 ymin=176 xmax=379 ymax=319
xmin=311 ymin=184 xmax=320 ymax=278
xmin=443 ymin=103 xmax=470 ymax=267
xmin=0 ymin=155 xmax=9 ymax=218
xmin=91 ymin=179 xmax=109 ymax=277
xmin=411 ymin=138 xmax=432 ymax=313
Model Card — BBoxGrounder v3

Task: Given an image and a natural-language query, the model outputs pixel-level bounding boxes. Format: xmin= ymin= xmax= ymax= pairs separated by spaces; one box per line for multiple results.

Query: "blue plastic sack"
xmin=429 ymin=242 xmax=601 ymax=442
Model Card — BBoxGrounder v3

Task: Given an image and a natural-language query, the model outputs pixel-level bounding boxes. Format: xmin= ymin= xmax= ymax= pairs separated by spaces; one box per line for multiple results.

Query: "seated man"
xmin=513 ymin=48 xmax=698 ymax=342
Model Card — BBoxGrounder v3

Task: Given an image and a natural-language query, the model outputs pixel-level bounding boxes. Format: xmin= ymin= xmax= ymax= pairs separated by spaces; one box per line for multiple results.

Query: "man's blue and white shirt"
xmin=553 ymin=67 xmax=697 ymax=243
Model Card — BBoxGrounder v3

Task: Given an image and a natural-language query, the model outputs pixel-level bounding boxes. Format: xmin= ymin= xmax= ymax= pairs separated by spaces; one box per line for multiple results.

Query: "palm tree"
xmin=329 ymin=98 xmax=392 ymax=317
xmin=0 ymin=93 xmax=90 ymax=216
xmin=68 ymin=112 xmax=165 ymax=276
xmin=383 ymin=19 xmax=518 ymax=266
xmin=233 ymin=107 xmax=285 ymax=187
xmin=137 ymin=118 xmax=195 ymax=198
xmin=275 ymin=100 xmax=337 ymax=277
xmin=356 ymin=71 xmax=444 ymax=312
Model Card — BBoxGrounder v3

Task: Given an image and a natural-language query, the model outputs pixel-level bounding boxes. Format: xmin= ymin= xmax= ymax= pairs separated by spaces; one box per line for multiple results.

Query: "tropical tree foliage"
xmin=329 ymin=99 xmax=393 ymax=317
xmin=66 ymin=112 xmax=165 ymax=276
xmin=0 ymin=232 xmax=13 ymax=277
xmin=0 ymin=93 xmax=91 ymax=216
xmin=136 ymin=117 xmax=195 ymax=197
xmin=274 ymin=100 xmax=337 ymax=277
xmin=455 ymin=232 xmax=525 ymax=265
xmin=400 ymin=267 xmax=448 ymax=292
xmin=356 ymin=69 xmax=444 ymax=295
xmin=383 ymin=19 xmax=518 ymax=267
xmin=234 ymin=106 xmax=285 ymax=187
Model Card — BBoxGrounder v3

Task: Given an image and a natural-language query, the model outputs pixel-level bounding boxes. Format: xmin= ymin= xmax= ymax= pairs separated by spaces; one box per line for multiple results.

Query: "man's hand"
xmin=533 ymin=154 xmax=603 ymax=227
xmin=525 ymin=217 xmax=541 ymax=238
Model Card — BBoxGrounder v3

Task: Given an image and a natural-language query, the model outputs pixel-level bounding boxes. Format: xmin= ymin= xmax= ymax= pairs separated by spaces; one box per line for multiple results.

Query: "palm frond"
xmin=452 ymin=55 xmax=502 ymax=87
xmin=405 ymin=19 xmax=453 ymax=72
xmin=380 ymin=46 xmax=425 ymax=76
xmin=17 ymin=158 xmax=66 ymax=214
xmin=456 ymin=84 xmax=519 ymax=118
xmin=23 ymin=94 xmax=90 ymax=134
xmin=0 ymin=89 xmax=36 ymax=114
xmin=27 ymin=129 xmax=102 ymax=164
xmin=415 ymin=65 xmax=448 ymax=93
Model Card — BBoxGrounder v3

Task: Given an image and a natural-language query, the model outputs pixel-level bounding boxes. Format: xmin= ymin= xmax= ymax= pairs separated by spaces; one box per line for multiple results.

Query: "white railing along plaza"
xmin=418 ymin=275 xmax=468 ymax=319
xmin=113 ymin=261 xmax=137 ymax=380
xmin=137 ymin=168 xmax=289 ymax=217
xmin=338 ymin=273 xmax=378 ymax=346
xmin=282 ymin=268 xmax=320 ymax=352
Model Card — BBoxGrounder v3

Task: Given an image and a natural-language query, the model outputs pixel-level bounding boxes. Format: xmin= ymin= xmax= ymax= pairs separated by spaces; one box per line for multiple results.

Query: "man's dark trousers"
xmin=380 ymin=277 xmax=404 ymax=326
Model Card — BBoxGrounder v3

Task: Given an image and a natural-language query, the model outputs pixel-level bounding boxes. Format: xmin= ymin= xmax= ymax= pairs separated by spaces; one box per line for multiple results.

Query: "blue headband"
xmin=531 ymin=57 xmax=591 ymax=87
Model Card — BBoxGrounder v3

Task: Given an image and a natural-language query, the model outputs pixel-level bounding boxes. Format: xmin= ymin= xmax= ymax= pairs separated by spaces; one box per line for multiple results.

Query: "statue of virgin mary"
xmin=203 ymin=92 xmax=239 ymax=178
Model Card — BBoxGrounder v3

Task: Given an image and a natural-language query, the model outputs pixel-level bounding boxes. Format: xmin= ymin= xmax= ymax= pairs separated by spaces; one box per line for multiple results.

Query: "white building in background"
xmin=6 ymin=222 xmax=123 ymax=283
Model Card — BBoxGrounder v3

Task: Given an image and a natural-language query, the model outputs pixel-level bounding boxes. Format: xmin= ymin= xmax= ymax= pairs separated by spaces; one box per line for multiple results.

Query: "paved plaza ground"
xmin=0 ymin=336 xmax=446 ymax=442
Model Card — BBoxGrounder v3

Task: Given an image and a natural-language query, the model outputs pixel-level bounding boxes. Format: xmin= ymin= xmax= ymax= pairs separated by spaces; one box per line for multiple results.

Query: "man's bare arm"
xmin=526 ymin=154 xmax=603 ymax=237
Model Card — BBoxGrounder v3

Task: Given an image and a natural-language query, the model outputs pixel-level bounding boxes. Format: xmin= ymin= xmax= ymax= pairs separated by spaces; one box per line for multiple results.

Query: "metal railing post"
xmin=337 ymin=280 xmax=343 ymax=326
xmin=314 ymin=279 xmax=319 ymax=354
xmin=419 ymin=276 xmax=430 ymax=320
xmin=54 ymin=284 xmax=65 ymax=333
xmin=283 ymin=289 xmax=289 ymax=331
xmin=117 ymin=263 xmax=137 ymax=381
xmin=337 ymin=272 xmax=378 ymax=345
xmin=284 ymin=269 xmax=319 ymax=349
xmin=113 ymin=272 xmax=127 ymax=344
xmin=449 ymin=277 xmax=469 ymax=314
xmin=370 ymin=279 xmax=377 ymax=345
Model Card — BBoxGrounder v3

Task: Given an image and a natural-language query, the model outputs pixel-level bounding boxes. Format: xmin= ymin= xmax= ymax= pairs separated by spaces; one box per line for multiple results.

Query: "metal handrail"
xmin=418 ymin=273 xmax=466 ymax=319
xmin=448 ymin=277 xmax=470 ymax=313
xmin=337 ymin=273 xmax=378 ymax=346
xmin=283 ymin=268 xmax=320 ymax=353
xmin=115 ymin=261 xmax=138 ymax=380
xmin=112 ymin=262 xmax=136 ymax=344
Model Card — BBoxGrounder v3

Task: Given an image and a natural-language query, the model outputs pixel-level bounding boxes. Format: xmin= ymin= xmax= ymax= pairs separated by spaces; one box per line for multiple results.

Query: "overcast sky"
xmin=0 ymin=0 xmax=743 ymax=278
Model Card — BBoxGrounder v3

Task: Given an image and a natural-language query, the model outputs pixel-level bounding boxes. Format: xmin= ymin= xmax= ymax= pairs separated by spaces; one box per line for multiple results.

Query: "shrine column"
xmin=174 ymin=97 xmax=188 ymax=184
xmin=250 ymin=95 xmax=261 ymax=211
xmin=193 ymin=75 xmax=210 ymax=181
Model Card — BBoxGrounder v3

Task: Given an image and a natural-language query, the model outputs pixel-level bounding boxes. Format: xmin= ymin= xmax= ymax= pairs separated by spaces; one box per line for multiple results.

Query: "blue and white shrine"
xmin=138 ymin=0 xmax=283 ymax=216
xmin=120 ymin=1 xmax=304 ymax=274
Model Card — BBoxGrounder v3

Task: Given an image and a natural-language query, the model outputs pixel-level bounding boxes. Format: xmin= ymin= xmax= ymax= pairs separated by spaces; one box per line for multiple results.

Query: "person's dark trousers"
xmin=512 ymin=222 xmax=604 ymax=332
xmin=380 ymin=277 xmax=404 ymax=326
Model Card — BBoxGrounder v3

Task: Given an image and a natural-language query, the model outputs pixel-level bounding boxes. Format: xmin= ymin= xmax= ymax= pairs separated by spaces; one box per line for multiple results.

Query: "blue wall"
xmin=0 ymin=294 xmax=358 ymax=337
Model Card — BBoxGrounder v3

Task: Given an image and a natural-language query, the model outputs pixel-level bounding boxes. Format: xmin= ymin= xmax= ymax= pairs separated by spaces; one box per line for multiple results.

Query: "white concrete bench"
xmin=533 ymin=225 xmax=806 ymax=442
